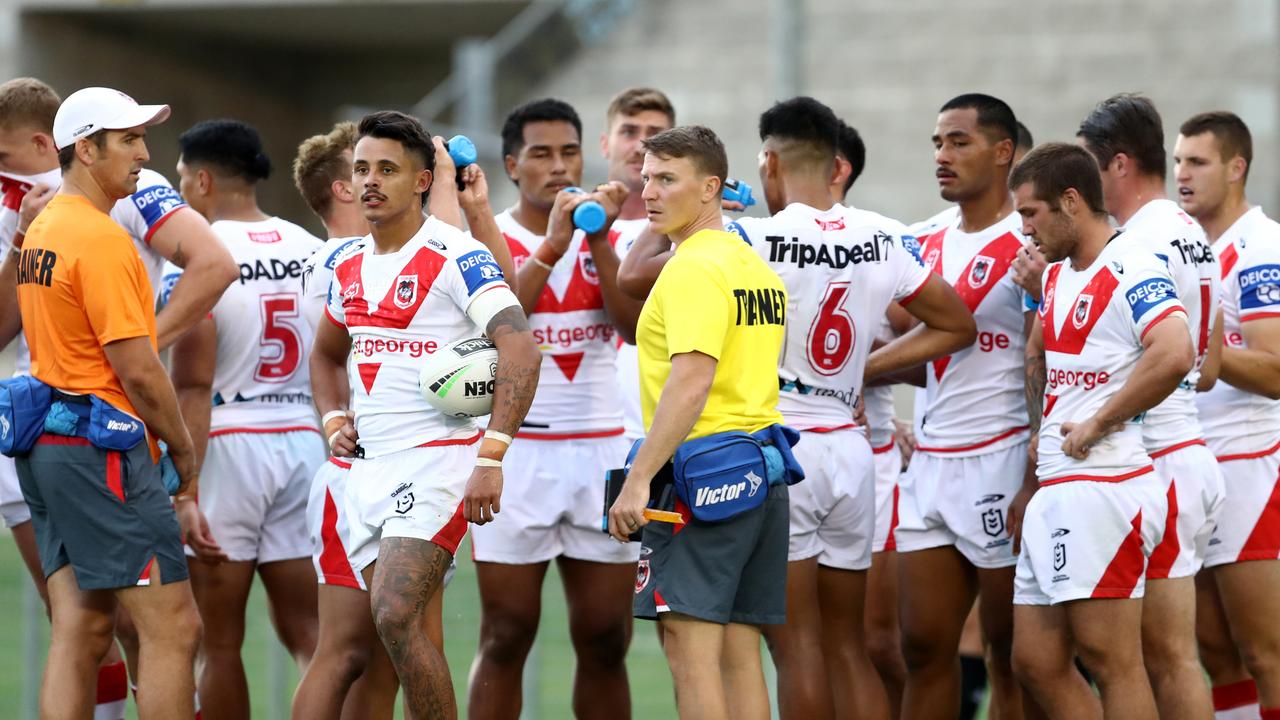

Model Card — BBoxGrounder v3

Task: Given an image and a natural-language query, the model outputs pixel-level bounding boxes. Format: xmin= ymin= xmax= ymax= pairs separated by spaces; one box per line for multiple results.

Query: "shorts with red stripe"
xmin=344 ymin=437 xmax=477 ymax=573
xmin=15 ymin=435 xmax=188 ymax=590
xmin=1146 ymin=441 xmax=1224 ymax=579
xmin=787 ymin=428 xmax=874 ymax=570
xmin=1204 ymin=442 xmax=1280 ymax=568
xmin=192 ymin=428 xmax=325 ymax=563
xmin=307 ymin=457 xmax=364 ymax=590
xmin=872 ymin=437 xmax=902 ymax=553
xmin=894 ymin=439 xmax=1028 ymax=568
xmin=1014 ymin=468 xmax=1166 ymax=605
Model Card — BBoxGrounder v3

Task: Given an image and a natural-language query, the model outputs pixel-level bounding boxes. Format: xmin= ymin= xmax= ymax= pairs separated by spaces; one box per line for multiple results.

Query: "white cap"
xmin=52 ymin=87 xmax=170 ymax=150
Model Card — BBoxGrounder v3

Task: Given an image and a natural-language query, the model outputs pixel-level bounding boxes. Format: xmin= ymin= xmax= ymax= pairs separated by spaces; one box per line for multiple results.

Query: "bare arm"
xmin=865 ymin=275 xmax=976 ymax=381
xmin=1024 ymin=312 xmax=1046 ymax=436
xmin=1061 ymin=316 xmax=1194 ymax=459
xmin=427 ymin=136 xmax=463 ymax=230
xmin=149 ymin=208 xmax=238 ymax=349
xmin=513 ymin=191 xmax=576 ymax=314
xmin=608 ymin=350 xmax=716 ymax=541
xmin=462 ymin=305 xmax=541 ymax=524
xmin=0 ymin=247 xmax=20 ymax=349
xmin=457 ymin=164 xmax=517 ymax=291
xmin=310 ymin=316 xmax=359 ymax=457
xmin=102 ymin=336 xmax=196 ymax=492
xmin=1196 ymin=308 xmax=1224 ymax=392
xmin=617 ymin=228 xmax=673 ymax=301
xmin=579 ymin=183 xmax=645 ymax=344
xmin=170 ymin=317 xmax=217 ymax=471
xmin=1220 ymin=316 xmax=1280 ymax=400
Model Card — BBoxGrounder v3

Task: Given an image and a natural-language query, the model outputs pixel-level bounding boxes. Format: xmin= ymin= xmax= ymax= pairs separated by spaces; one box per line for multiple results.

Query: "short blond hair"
xmin=0 ymin=78 xmax=60 ymax=133
xmin=606 ymin=87 xmax=675 ymax=127
xmin=293 ymin=121 xmax=357 ymax=220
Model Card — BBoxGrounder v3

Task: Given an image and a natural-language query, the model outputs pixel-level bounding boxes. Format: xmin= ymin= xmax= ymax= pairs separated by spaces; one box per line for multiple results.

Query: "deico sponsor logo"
xmin=1047 ymin=368 xmax=1111 ymax=391
xmin=533 ymin=322 xmax=615 ymax=349
xmin=353 ymin=337 xmax=439 ymax=358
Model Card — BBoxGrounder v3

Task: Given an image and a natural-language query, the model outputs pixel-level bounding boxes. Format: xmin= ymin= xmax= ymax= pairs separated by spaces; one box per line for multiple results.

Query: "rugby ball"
xmin=419 ymin=337 xmax=499 ymax=417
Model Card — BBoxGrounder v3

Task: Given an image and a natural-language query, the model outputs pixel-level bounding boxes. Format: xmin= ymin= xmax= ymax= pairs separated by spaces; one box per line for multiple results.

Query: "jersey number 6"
xmin=807 ymin=281 xmax=855 ymax=376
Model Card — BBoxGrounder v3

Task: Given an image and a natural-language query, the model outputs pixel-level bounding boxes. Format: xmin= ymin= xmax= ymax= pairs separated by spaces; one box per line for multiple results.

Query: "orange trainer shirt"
xmin=16 ymin=193 xmax=159 ymax=457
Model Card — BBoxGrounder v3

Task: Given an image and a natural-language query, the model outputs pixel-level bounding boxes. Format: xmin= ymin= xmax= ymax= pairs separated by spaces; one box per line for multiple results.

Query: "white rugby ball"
xmin=419 ymin=337 xmax=499 ymax=417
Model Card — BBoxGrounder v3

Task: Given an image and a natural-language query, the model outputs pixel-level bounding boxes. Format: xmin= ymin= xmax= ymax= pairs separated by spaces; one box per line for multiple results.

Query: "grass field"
xmin=0 ymin=532 xmax=686 ymax=719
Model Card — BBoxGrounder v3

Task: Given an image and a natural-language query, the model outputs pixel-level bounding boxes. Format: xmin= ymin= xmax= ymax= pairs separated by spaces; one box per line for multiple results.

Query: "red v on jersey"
xmin=551 ymin=352 xmax=585 ymax=381
xmin=335 ymin=247 xmax=446 ymax=330
xmin=1041 ymin=263 xmax=1120 ymax=354
xmin=1219 ymin=242 xmax=1239 ymax=279
xmin=919 ymin=229 xmax=1023 ymax=381
xmin=357 ymin=362 xmax=382 ymax=393
xmin=506 ymin=234 xmax=608 ymax=314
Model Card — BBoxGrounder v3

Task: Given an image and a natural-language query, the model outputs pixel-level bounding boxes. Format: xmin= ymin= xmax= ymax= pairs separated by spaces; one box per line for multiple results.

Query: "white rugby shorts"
xmin=788 ymin=428 xmax=875 ymax=570
xmin=1146 ymin=440 xmax=1225 ymax=579
xmin=0 ymin=454 xmax=31 ymax=528
xmin=307 ymin=457 xmax=364 ymax=590
xmin=1014 ymin=468 xmax=1166 ymax=605
xmin=470 ymin=432 xmax=638 ymax=565
xmin=894 ymin=441 xmax=1028 ymax=568
xmin=190 ymin=429 xmax=324 ymax=563
xmin=872 ymin=438 xmax=902 ymax=554
xmin=1204 ymin=441 xmax=1280 ymax=568
xmin=344 ymin=436 xmax=478 ymax=573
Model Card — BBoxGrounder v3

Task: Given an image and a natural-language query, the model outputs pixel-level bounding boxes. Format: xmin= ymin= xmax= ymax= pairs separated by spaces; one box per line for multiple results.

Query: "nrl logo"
xmin=394 ymin=274 xmax=418 ymax=309
xmin=1073 ymin=295 xmax=1093 ymax=329
xmin=968 ymin=255 xmax=994 ymax=288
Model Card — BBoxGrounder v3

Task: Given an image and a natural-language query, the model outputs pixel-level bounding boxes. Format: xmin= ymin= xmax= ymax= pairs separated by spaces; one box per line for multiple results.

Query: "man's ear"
xmin=417 ymin=167 xmax=434 ymax=196
xmin=331 ymin=179 xmax=355 ymax=204
xmin=32 ymin=132 xmax=57 ymax=157
xmin=197 ymin=167 xmax=215 ymax=197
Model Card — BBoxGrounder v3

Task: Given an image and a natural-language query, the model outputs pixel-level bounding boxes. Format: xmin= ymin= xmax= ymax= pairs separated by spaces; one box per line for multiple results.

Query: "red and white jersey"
xmin=914 ymin=211 xmax=1031 ymax=455
xmin=301 ymin=235 xmax=366 ymax=331
xmin=728 ymin=203 xmax=931 ymax=431
xmin=326 ymin=217 xmax=518 ymax=457
xmin=1196 ymin=207 xmax=1280 ymax=457
xmin=610 ymin=217 xmax=651 ymax=439
xmin=864 ymin=317 xmax=898 ymax=450
xmin=497 ymin=209 xmax=622 ymax=437
xmin=1038 ymin=240 xmax=1186 ymax=483
xmin=163 ymin=218 xmax=325 ymax=432
xmin=3 ymin=168 xmax=186 ymax=375
xmin=1118 ymin=199 xmax=1220 ymax=451
xmin=908 ymin=205 xmax=959 ymax=238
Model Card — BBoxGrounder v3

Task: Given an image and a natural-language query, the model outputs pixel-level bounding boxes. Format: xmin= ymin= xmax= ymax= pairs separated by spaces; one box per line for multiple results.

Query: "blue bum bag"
xmin=0 ymin=376 xmax=53 ymax=457
xmin=0 ymin=376 xmax=146 ymax=457
xmin=625 ymin=424 xmax=805 ymax=523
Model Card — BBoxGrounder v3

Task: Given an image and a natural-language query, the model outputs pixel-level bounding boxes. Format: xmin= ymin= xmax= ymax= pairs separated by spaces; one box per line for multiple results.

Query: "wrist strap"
xmin=327 ymin=429 xmax=343 ymax=452
xmin=475 ymin=457 xmax=502 ymax=468
xmin=12 ymin=231 xmax=24 ymax=250
xmin=531 ymin=255 xmax=554 ymax=271
xmin=484 ymin=429 xmax=513 ymax=446
xmin=322 ymin=409 xmax=347 ymax=427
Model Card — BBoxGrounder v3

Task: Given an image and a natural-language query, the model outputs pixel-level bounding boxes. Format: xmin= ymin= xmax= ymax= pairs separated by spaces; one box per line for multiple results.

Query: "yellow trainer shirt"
xmin=637 ymin=228 xmax=787 ymax=440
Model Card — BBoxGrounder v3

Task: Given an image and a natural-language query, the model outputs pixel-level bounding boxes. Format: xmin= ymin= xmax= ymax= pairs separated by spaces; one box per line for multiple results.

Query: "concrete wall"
xmin=523 ymin=0 xmax=1280 ymax=225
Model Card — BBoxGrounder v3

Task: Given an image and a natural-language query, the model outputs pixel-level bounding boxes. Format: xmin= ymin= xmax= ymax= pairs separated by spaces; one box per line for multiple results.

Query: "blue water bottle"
xmin=723 ymin=177 xmax=756 ymax=208
xmin=564 ymin=187 xmax=607 ymax=233
xmin=446 ymin=135 xmax=477 ymax=190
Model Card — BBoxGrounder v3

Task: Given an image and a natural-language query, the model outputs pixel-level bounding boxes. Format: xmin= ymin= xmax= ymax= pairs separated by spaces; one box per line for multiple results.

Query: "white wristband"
xmin=475 ymin=457 xmax=502 ymax=468
xmin=321 ymin=410 xmax=347 ymax=427
xmin=327 ymin=429 xmax=342 ymax=451
xmin=484 ymin=429 xmax=513 ymax=446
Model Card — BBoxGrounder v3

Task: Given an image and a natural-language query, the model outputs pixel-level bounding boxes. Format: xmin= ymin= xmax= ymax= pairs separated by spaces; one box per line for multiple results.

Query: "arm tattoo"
xmin=486 ymin=306 xmax=540 ymax=437
xmin=1025 ymin=349 xmax=1046 ymax=433
xmin=171 ymin=239 xmax=188 ymax=268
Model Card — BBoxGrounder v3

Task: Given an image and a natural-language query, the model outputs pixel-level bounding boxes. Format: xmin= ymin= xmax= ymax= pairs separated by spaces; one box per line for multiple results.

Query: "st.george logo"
xmin=968 ymin=255 xmax=994 ymax=288
xmin=394 ymin=274 xmax=418 ymax=310
xmin=1073 ymin=295 xmax=1093 ymax=329
xmin=578 ymin=251 xmax=599 ymax=285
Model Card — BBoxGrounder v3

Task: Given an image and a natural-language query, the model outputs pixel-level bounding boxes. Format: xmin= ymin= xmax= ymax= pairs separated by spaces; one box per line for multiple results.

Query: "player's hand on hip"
xmin=1012 ymin=244 xmax=1048 ymax=301
xmin=176 ymin=496 xmax=228 ymax=564
xmin=1059 ymin=416 xmax=1121 ymax=460
xmin=325 ymin=411 xmax=360 ymax=458
xmin=463 ymin=466 xmax=503 ymax=524
xmin=608 ymin=479 xmax=651 ymax=542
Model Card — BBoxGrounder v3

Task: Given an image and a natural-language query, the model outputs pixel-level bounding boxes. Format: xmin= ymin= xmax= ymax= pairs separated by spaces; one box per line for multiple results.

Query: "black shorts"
xmin=634 ymin=466 xmax=789 ymax=626
xmin=16 ymin=435 xmax=188 ymax=590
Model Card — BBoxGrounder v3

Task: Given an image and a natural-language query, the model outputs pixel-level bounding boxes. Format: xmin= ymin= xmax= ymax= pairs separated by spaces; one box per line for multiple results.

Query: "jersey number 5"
xmin=807 ymin=281 xmax=855 ymax=376
xmin=257 ymin=293 xmax=302 ymax=383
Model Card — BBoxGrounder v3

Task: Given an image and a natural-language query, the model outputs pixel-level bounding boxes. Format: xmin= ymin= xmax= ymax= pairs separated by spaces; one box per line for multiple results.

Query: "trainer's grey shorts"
xmin=634 ymin=466 xmax=789 ymax=626
xmin=16 ymin=435 xmax=188 ymax=590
